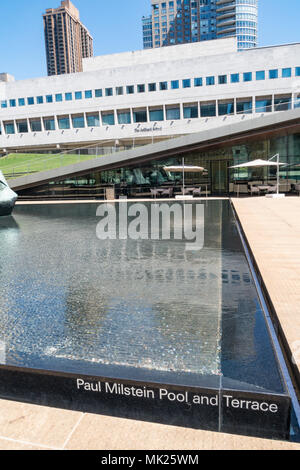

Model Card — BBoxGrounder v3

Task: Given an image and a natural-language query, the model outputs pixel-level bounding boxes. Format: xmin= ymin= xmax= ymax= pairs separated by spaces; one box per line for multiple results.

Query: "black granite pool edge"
xmin=0 ymin=362 xmax=291 ymax=441
xmin=230 ymin=199 xmax=300 ymax=441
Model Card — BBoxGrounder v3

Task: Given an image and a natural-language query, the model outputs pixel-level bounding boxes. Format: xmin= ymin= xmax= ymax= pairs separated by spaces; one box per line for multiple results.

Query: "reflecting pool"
xmin=0 ymin=201 xmax=286 ymax=396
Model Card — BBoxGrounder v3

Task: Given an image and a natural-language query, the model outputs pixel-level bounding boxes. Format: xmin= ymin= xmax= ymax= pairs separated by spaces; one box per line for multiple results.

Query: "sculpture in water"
xmin=0 ymin=171 xmax=18 ymax=216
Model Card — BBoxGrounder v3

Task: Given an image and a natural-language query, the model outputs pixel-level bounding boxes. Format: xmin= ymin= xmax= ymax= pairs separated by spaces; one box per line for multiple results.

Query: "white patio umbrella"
xmin=229 ymin=158 xmax=284 ymax=169
xmin=164 ymin=158 xmax=206 ymax=195
xmin=229 ymin=155 xmax=285 ymax=196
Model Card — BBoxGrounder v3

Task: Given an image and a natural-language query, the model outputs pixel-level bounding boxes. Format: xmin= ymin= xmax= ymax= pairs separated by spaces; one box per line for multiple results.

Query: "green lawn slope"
xmin=0 ymin=153 xmax=101 ymax=179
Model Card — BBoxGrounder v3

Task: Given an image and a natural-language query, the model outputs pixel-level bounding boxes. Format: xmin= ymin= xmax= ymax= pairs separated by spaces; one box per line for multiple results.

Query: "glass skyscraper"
xmin=142 ymin=15 xmax=154 ymax=49
xmin=143 ymin=0 xmax=258 ymax=51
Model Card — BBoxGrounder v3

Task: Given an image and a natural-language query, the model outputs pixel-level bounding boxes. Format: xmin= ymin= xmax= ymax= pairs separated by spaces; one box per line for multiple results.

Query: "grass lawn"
xmin=0 ymin=153 xmax=101 ymax=178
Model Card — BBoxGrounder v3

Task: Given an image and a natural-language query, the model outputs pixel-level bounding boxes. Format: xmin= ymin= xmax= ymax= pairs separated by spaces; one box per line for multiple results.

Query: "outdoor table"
xmin=184 ymin=188 xmax=195 ymax=194
xmin=258 ymin=185 xmax=270 ymax=194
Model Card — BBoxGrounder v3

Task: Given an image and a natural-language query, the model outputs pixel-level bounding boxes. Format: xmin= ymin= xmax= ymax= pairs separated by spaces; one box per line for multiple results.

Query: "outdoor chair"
xmin=183 ymin=188 xmax=193 ymax=195
xmin=267 ymin=185 xmax=277 ymax=194
xmin=193 ymin=187 xmax=202 ymax=197
xmin=150 ymin=189 xmax=160 ymax=199
xmin=161 ymin=187 xmax=173 ymax=198
xmin=278 ymin=180 xmax=291 ymax=193
xmin=295 ymin=184 xmax=300 ymax=196
xmin=249 ymin=185 xmax=260 ymax=196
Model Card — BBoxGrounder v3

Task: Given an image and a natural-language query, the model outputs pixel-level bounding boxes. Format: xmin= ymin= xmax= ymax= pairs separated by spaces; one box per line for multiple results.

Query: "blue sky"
xmin=0 ymin=0 xmax=299 ymax=80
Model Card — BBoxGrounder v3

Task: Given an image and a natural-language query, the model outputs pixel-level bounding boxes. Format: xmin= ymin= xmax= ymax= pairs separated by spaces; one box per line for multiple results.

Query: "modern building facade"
xmin=8 ymin=107 xmax=300 ymax=199
xmin=143 ymin=0 xmax=258 ymax=51
xmin=1 ymin=37 xmax=300 ymax=197
xmin=43 ymin=0 xmax=93 ymax=76
xmin=0 ymin=37 xmax=299 ymax=154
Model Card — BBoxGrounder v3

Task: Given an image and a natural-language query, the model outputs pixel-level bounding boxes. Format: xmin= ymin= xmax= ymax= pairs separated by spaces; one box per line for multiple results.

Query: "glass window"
xmin=206 ymin=76 xmax=215 ymax=86
xmin=231 ymin=73 xmax=239 ymax=83
xmin=133 ymin=110 xmax=147 ymax=123
xmin=17 ymin=121 xmax=28 ymax=133
xmin=87 ymin=114 xmax=100 ymax=127
xmin=166 ymin=107 xmax=180 ymax=120
xmin=194 ymin=77 xmax=202 ymax=87
xmin=183 ymin=105 xmax=198 ymax=119
xmin=102 ymin=112 xmax=115 ymax=125
xmin=1 ymin=100 xmax=7 ymax=108
xmin=95 ymin=89 xmax=102 ymax=98
xmin=218 ymin=101 xmax=234 ymax=116
xmin=269 ymin=69 xmax=278 ymax=79
xmin=243 ymin=72 xmax=252 ymax=82
xmin=296 ymin=67 xmax=300 ymax=76
xmin=105 ymin=88 xmax=113 ymax=96
xmin=43 ymin=117 xmax=56 ymax=130
xmin=137 ymin=84 xmax=145 ymax=93
xmin=148 ymin=83 xmax=156 ymax=92
xmin=256 ymin=71 xmax=265 ymax=80
xmin=171 ymin=80 xmax=179 ymax=89
xmin=282 ymin=68 xmax=292 ymax=78
xmin=126 ymin=85 xmax=134 ymax=94
xmin=256 ymin=98 xmax=272 ymax=113
xmin=18 ymin=98 xmax=25 ymax=106
xmin=30 ymin=119 xmax=42 ymax=132
xmin=182 ymin=79 xmax=191 ymax=88
xmin=37 ymin=96 xmax=44 ymax=104
xmin=9 ymin=99 xmax=16 ymax=107
xmin=65 ymin=92 xmax=72 ymax=101
xmin=72 ymin=115 xmax=85 ymax=128
xmin=160 ymin=81 xmax=168 ymax=90
xmin=149 ymin=109 xmax=164 ymax=121
xmin=58 ymin=117 xmax=70 ymax=130
xmin=218 ymin=75 xmax=227 ymax=85
xmin=200 ymin=102 xmax=216 ymax=117
xmin=46 ymin=95 xmax=53 ymax=103
xmin=4 ymin=122 xmax=15 ymax=134
xmin=116 ymin=87 xmax=124 ymax=96
xmin=27 ymin=97 xmax=34 ymax=105
xmin=75 ymin=91 xmax=82 ymax=100
xmin=236 ymin=100 xmax=252 ymax=114
xmin=55 ymin=93 xmax=63 ymax=102
xmin=274 ymin=97 xmax=292 ymax=111
xmin=85 ymin=90 xmax=92 ymax=99
xmin=117 ymin=111 xmax=131 ymax=124
xmin=294 ymin=94 xmax=300 ymax=108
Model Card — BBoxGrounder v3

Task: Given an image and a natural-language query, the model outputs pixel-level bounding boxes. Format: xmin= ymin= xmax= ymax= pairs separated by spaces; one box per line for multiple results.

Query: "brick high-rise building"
xmin=43 ymin=0 xmax=93 ymax=76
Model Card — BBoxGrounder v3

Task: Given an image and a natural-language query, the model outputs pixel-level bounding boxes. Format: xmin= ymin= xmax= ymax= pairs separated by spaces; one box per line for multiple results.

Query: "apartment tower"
xmin=143 ymin=0 xmax=258 ymax=51
xmin=43 ymin=0 xmax=93 ymax=76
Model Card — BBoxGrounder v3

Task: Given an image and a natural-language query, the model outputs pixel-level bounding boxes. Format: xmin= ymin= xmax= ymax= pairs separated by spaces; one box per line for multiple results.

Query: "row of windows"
xmin=1 ymin=66 xmax=299 ymax=111
xmin=1 ymin=95 xmax=298 ymax=135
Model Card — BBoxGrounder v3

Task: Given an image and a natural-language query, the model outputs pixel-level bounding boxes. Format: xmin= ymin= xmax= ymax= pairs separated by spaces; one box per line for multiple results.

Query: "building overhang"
xmin=9 ymin=108 xmax=300 ymax=191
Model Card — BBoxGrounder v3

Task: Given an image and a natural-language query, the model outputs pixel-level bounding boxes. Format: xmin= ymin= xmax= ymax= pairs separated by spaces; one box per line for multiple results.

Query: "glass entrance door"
xmin=211 ymin=160 xmax=229 ymax=194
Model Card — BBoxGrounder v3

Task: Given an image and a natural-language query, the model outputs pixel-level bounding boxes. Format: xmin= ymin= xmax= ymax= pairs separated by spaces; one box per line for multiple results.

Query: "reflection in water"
xmin=0 ymin=202 xmax=285 ymax=393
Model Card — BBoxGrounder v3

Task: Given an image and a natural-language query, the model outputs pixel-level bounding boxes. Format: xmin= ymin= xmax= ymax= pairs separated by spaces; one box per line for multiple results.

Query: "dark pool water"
xmin=0 ymin=200 xmax=286 ymax=395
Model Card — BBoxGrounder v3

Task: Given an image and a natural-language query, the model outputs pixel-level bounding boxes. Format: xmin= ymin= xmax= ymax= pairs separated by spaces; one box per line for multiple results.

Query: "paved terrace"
xmin=0 ymin=398 xmax=299 ymax=450
xmin=232 ymin=197 xmax=300 ymax=388
xmin=0 ymin=197 xmax=300 ymax=450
